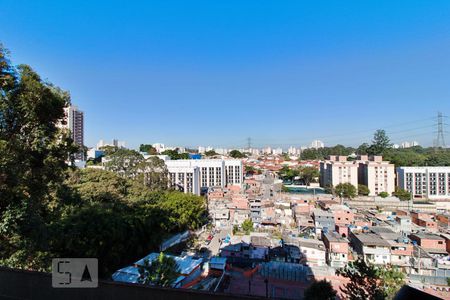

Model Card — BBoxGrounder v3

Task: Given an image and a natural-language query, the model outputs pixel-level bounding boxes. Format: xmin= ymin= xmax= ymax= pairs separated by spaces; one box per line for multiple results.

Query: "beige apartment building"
xmin=320 ymin=156 xmax=358 ymax=189
xmin=320 ymin=155 xmax=395 ymax=196
xmin=358 ymin=155 xmax=395 ymax=196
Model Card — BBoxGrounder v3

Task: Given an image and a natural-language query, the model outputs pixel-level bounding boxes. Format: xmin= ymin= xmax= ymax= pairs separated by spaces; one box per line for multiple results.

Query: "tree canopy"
xmin=278 ymin=166 xmax=319 ymax=185
xmin=336 ymin=258 xmax=405 ymax=300
xmin=0 ymin=45 xmax=207 ymax=278
xmin=304 ymin=279 xmax=337 ymax=300
xmin=138 ymin=253 xmax=180 ymax=287
xmin=0 ymin=45 xmax=77 ymax=264
xmin=136 ymin=156 xmax=169 ymax=191
xmin=139 ymin=144 xmax=157 ymax=155
xmin=229 ymin=149 xmax=246 ymax=158
xmin=242 ymin=219 xmax=254 ymax=234
xmin=161 ymin=149 xmax=189 ymax=160
xmin=358 ymin=184 xmax=370 ymax=196
xmin=335 ymin=183 xmax=357 ymax=199
xmin=105 ymin=148 xmax=144 ymax=178
xmin=379 ymin=191 xmax=389 ymax=198
xmin=392 ymin=188 xmax=411 ymax=201
xmin=300 ymin=145 xmax=355 ymax=160
xmin=369 ymin=129 xmax=392 ymax=155
xmin=204 ymin=150 xmax=218 ymax=156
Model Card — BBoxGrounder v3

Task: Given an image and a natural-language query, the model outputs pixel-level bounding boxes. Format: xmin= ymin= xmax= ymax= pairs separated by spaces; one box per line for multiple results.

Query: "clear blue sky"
xmin=1 ymin=1 xmax=450 ymax=149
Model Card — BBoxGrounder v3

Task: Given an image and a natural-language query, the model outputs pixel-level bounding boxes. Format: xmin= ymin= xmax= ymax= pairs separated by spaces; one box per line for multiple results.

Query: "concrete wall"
xmin=0 ymin=267 xmax=254 ymax=300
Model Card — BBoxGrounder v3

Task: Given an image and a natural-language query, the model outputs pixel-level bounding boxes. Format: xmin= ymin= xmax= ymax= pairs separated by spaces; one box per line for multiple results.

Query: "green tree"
xmin=241 ymin=219 xmax=254 ymax=234
xmin=383 ymin=149 xmax=426 ymax=167
xmin=357 ymin=143 xmax=370 ymax=155
xmin=159 ymin=192 xmax=207 ymax=231
xmin=379 ymin=191 xmax=389 ymax=198
xmin=304 ymin=279 xmax=337 ymax=300
xmin=301 ymin=148 xmax=320 ymax=160
xmin=161 ymin=148 xmax=189 ymax=160
xmin=324 ymin=184 xmax=335 ymax=195
xmin=138 ymin=253 xmax=180 ymax=287
xmin=335 ymin=183 xmax=357 ymax=199
xmin=369 ymin=129 xmax=392 ymax=155
xmin=204 ymin=150 xmax=218 ymax=156
xmin=377 ymin=266 xmax=405 ymax=300
xmin=300 ymin=166 xmax=320 ymax=185
xmin=337 ymin=258 xmax=404 ymax=300
xmin=358 ymin=184 xmax=370 ymax=196
xmin=0 ymin=45 xmax=77 ymax=266
xmin=392 ymin=187 xmax=411 ymax=201
xmin=282 ymin=153 xmax=291 ymax=160
xmin=65 ymin=168 xmax=155 ymax=203
xmin=233 ymin=225 xmax=239 ymax=235
xmin=139 ymin=144 xmax=157 ymax=155
xmin=229 ymin=149 xmax=245 ymax=158
xmin=245 ymin=165 xmax=256 ymax=174
xmin=136 ymin=156 xmax=169 ymax=191
xmin=105 ymin=148 xmax=144 ymax=178
xmin=329 ymin=144 xmax=353 ymax=156
xmin=425 ymin=150 xmax=450 ymax=166
xmin=100 ymin=145 xmax=119 ymax=156
xmin=279 ymin=166 xmax=300 ymax=180
xmin=336 ymin=258 xmax=385 ymax=300
xmin=0 ymin=44 xmax=208 ymax=277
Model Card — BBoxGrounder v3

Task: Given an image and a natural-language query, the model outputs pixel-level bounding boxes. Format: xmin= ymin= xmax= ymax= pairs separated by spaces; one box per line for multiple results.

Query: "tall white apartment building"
xmin=320 ymin=156 xmax=358 ymax=188
xmin=400 ymin=141 xmax=419 ymax=149
xmin=358 ymin=155 xmax=395 ymax=196
xmin=96 ymin=139 xmax=126 ymax=150
xmin=60 ymin=105 xmax=84 ymax=160
xmin=166 ymin=159 xmax=243 ymax=195
xmin=272 ymin=148 xmax=283 ymax=155
xmin=288 ymin=146 xmax=299 ymax=156
xmin=397 ymin=166 xmax=450 ymax=200
xmin=311 ymin=140 xmax=324 ymax=149
xmin=263 ymin=147 xmax=272 ymax=154
xmin=152 ymin=143 xmax=166 ymax=153
xmin=252 ymin=148 xmax=261 ymax=156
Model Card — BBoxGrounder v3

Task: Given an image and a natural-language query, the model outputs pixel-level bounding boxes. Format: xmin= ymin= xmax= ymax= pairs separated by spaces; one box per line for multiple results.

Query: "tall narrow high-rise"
xmin=64 ymin=105 xmax=84 ymax=160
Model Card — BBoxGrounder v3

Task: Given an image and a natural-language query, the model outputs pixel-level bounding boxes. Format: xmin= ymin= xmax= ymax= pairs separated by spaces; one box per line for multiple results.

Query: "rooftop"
xmin=313 ymin=209 xmax=334 ymax=218
xmin=134 ymin=253 xmax=203 ymax=275
xmin=323 ymin=231 xmax=347 ymax=243
xmin=296 ymin=238 xmax=326 ymax=251
xmin=352 ymin=232 xmax=391 ymax=247
xmin=410 ymin=233 xmax=445 ymax=241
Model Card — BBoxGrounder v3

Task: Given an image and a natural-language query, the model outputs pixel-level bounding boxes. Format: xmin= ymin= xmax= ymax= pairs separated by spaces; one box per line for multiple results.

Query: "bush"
xmin=379 ymin=191 xmax=389 ymax=198
xmin=358 ymin=184 xmax=370 ymax=196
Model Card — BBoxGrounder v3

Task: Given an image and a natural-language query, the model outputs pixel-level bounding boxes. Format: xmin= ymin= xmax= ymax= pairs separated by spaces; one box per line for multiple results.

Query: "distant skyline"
xmin=1 ymin=1 xmax=449 ymax=149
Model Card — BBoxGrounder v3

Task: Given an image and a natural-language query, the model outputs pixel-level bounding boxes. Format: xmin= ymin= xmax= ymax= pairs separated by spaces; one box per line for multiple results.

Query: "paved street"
xmin=202 ymin=226 xmax=231 ymax=258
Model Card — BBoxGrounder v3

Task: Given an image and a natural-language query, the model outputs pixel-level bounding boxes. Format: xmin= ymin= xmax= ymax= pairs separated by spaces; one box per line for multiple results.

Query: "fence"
xmin=409 ymin=274 xmax=449 ymax=286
